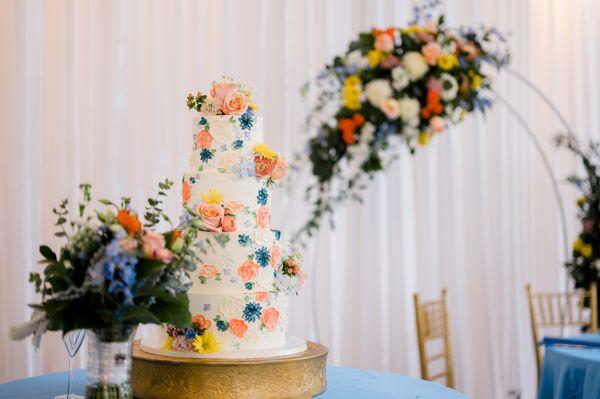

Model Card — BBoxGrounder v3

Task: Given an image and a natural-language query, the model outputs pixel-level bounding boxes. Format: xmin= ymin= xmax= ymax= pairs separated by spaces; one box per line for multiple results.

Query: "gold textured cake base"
xmin=131 ymin=340 xmax=328 ymax=399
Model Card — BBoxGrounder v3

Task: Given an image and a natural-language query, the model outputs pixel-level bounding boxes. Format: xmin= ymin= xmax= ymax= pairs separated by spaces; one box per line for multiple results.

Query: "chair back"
xmin=413 ymin=288 xmax=454 ymax=388
xmin=526 ymin=281 xmax=598 ymax=380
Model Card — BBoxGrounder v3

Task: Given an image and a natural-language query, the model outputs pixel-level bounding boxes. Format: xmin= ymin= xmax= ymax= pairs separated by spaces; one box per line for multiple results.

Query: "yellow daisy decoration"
xmin=193 ymin=332 xmax=221 ymax=354
xmin=162 ymin=336 xmax=174 ymax=350
xmin=201 ymin=189 xmax=224 ymax=204
xmin=253 ymin=143 xmax=277 ymax=160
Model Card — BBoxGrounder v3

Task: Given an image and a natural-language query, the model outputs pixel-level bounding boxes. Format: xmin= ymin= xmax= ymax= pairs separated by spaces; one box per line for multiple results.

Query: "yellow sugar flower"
xmin=573 ymin=238 xmax=584 ymax=252
xmin=367 ymin=50 xmax=385 ymax=68
xmin=581 ymin=244 xmax=593 ymax=258
xmin=468 ymin=71 xmax=482 ymax=89
xmin=253 ymin=143 xmax=277 ymax=160
xmin=162 ymin=336 xmax=174 ymax=350
xmin=438 ymin=53 xmax=458 ymax=71
xmin=418 ymin=132 xmax=431 ymax=147
xmin=193 ymin=332 xmax=221 ymax=354
xmin=201 ymin=189 xmax=224 ymax=204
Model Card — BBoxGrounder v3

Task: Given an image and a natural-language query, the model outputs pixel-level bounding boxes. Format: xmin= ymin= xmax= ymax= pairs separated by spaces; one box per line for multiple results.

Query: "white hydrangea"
xmin=364 ymin=79 xmax=392 ymax=107
xmin=345 ymin=50 xmax=370 ymax=70
xmin=397 ymin=97 xmax=421 ymax=123
xmin=391 ymin=66 xmax=410 ymax=91
xmin=402 ymin=52 xmax=429 ymax=80
xmin=440 ymin=73 xmax=458 ymax=101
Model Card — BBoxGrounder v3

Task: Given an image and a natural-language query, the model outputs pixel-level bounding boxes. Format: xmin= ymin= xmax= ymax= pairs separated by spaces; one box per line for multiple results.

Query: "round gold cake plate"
xmin=131 ymin=340 xmax=328 ymax=399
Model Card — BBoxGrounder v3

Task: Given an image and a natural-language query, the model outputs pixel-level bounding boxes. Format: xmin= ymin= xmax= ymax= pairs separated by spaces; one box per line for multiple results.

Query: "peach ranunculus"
xmin=225 ymin=201 xmax=245 ymax=215
xmin=195 ymin=129 xmax=213 ymax=149
xmin=255 ymin=291 xmax=270 ymax=302
xmin=269 ymin=245 xmax=281 ymax=268
xmin=429 ymin=116 xmax=445 ymax=133
xmin=222 ymin=93 xmax=249 ymax=115
xmin=210 ymin=82 xmax=239 ymax=108
xmin=237 ymin=260 xmax=259 ymax=282
xmin=270 ymin=156 xmax=288 ymax=181
xmin=256 ymin=206 xmax=270 ymax=230
xmin=221 ymin=215 xmax=237 ymax=232
xmin=421 ymin=42 xmax=442 ymax=66
xmin=182 ymin=180 xmax=191 ymax=204
xmin=229 ymin=319 xmax=248 ymax=338
xmin=197 ymin=203 xmax=224 ymax=231
xmin=380 ymin=98 xmax=400 ymax=120
xmin=192 ymin=314 xmax=212 ymax=331
xmin=117 ymin=209 xmax=142 ymax=236
xmin=200 ymin=264 xmax=220 ymax=279
xmin=142 ymin=231 xmax=173 ymax=263
xmin=374 ymin=33 xmax=394 ymax=52
xmin=254 ymin=156 xmax=277 ymax=178
xmin=260 ymin=307 xmax=280 ymax=332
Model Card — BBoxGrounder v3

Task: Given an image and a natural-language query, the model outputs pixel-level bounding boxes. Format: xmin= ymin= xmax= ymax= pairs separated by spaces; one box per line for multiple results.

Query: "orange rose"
xmin=117 ymin=209 xmax=142 ymax=236
xmin=182 ymin=180 xmax=191 ymax=204
xmin=254 ymin=156 xmax=277 ymax=178
xmin=229 ymin=319 xmax=248 ymax=338
xmin=222 ymin=93 xmax=249 ymax=115
xmin=269 ymin=245 xmax=281 ymax=268
xmin=270 ymin=156 xmax=288 ymax=181
xmin=221 ymin=215 xmax=237 ymax=232
xmin=260 ymin=307 xmax=280 ymax=332
xmin=195 ymin=130 xmax=213 ymax=149
xmin=225 ymin=201 xmax=245 ymax=215
xmin=238 ymin=260 xmax=259 ymax=282
xmin=197 ymin=203 xmax=224 ymax=230
xmin=256 ymin=206 xmax=270 ymax=230
xmin=192 ymin=314 xmax=212 ymax=330
xmin=199 ymin=264 xmax=219 ymax=279
xmin=255 ymin=291 xmax=270 ymax=302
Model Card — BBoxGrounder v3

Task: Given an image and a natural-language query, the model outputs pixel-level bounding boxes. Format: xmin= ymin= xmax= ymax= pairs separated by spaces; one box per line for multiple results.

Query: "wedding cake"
xmin=141 ymin=80 xmax=307 ymax=358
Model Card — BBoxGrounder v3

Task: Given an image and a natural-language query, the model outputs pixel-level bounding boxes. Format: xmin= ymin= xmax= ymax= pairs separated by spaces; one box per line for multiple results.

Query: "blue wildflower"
xmin=273 ymin=230 xmax=281 ymax=241
xmin=120 ymin=265 xmax=137 ymax=286
xmin=257 ymin=188 xmax=268 ymax=205
xmin=185 ymin=329 xmax=197 ymax=339
xmin=200 ymin=149 xmax=213 ymax=163
xmin=238 ymin=234 xmax=250 ymax=246
xmin=245 ymin=282 xmax=253 ymax=290
xmin=243 ymin=302 xmax=262 ymax=323
xmin=239 ymin=111 xmax=254 ymax=130
xmin=232 ymin=140 xmax=244 ymax=149
xmin=216 ymin=320 xmax=229 ymax=331
xmin=255 ymin=247 xmax=270 ymax=267
xmin=199 ymin=117 xmax=207 ymax=126
xmin=239 ymin=158 xmax=255 ymax=178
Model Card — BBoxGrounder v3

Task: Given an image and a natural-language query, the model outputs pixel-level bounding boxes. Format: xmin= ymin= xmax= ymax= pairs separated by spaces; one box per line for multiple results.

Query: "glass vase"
xmin=85 ymin=326 xmax=135 ymax=399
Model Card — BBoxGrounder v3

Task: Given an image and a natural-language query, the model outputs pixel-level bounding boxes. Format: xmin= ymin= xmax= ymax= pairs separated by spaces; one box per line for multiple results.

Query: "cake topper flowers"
xmin=187 ymin=78 xmax=257 ymax=116
xmin=294 ymin=0 xmax=510 ymax=242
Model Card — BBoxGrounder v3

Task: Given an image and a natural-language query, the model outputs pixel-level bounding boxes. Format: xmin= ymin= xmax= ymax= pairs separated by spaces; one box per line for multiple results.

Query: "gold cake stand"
xmin=131 ymin=340 xmax=328 ymax=399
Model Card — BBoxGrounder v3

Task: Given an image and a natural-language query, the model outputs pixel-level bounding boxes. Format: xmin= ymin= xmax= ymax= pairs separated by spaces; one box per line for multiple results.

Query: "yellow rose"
xmin=573 ymin=238 xmax=584 ymax=252
xmin=438 ymin=53 xmax=458 ymax=71
xmin=367 ymin=50 xmax=385 ymax=68
xmin=344 ymin=75 xmax=362 ymax=88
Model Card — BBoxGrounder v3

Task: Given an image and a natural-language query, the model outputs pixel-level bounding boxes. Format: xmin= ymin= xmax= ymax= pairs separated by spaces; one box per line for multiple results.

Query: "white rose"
xmin=440 ymin=73 xmax=458 ymax=101
xmin=397 ymin=97 xmax=421 ymax=123
xmin=218 ymin=297 xmax=245 ymax=319
xmin=345 ymin=50 xmax=369 ymax=70
xmin=391 ymin=66 xmax=410 ymax=91
xmin=402 ymin=52 xmax=429 ymax=80
xmin=209 ymin=118 xmax=237 ymax=143
xmin=364 ymin=79 xmax=392 ymax=107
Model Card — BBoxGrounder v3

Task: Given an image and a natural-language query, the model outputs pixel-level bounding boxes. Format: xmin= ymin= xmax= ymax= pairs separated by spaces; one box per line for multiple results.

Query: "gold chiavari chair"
xmin=526 ymin=281 xmax=598 ymax=380
xmin=413 ymin=288 xmax=454 ymax=388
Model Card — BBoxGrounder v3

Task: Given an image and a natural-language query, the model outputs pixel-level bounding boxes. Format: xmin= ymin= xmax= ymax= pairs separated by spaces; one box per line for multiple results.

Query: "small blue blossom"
xmin=257 ymin=188 xmax=268 ymax=206
xmin=232 ymin=140 xmax=244 ymax=149
xmin=200 ymin=149 xmax=213 ymax=163
xmin=239 ymin=158 xmax=255 ymax=178
xmin=255 ymin=247 xmax=270 ymax=267
xmin=239 ymin=111 xmax=254 ymax=130
xmin=238 ymin=234 xmax=250 ymax=246
xmin=245 ymin=282 xmax=253 ymax=290
xmin=243 ymin=302 xmax=263 ymax=323
xmin=216 ymin=320 xmax=229 ymax=331
xmin=185 ymin=328 xmax=197 ymax=339
xmin=199 ymin=117 xmax=207 ymax=126
xmin=273 ymin=230 xmax=281 ymax=241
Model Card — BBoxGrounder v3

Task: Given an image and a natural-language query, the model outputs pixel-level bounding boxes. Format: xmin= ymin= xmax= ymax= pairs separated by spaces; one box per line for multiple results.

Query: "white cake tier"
xmin=191 ymin=229 xmax=281 ymax=294
xmin=188 ymin=114 xmax=263 ymax=174
xmin=183 ymin=171 xmax=272 ymax=231
xmin=188 ymin=290 xmax=288 ymax=352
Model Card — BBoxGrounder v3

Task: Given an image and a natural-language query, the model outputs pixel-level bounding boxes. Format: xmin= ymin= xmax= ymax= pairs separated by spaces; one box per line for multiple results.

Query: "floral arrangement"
xmin=295 ymin=0 xmax=509 ymax=241
xmin=274 ymin=246 xmax=307 ymax=295
xmin=10 ymin=181 xmax=205 ymax=347
xmin=187 ymin=79 xmax=257 ymax=116
xmin=164 ymin=314 xmax=220 ymax=353
xmin=555 ymin=134 xmax=600 ymax=310
xmin=253 ymin=143 xmax=289 ymax=183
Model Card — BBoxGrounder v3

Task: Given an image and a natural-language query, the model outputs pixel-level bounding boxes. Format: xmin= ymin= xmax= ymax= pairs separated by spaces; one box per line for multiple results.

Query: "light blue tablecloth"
xmin=538 ymin=334 xmax=600 ymax=399
xmin=0 ymin=366 xmax=467 ymax=398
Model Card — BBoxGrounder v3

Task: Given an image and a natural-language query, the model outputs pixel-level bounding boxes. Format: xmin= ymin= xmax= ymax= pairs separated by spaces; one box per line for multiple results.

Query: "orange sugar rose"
xmin=254 ymin=156 xmax=277 ymax=178
xmin=195 ymin=130 xmax=213 ymax=149
xmin=182 ymin=180 xmax=192 ymax=204
xmin=192 ymin=314 xmax=212 ymax=330
xmin=238 ymin=260 xmax=259 ymax=282
xmin=260 ymin=307 xmax=280 ymax=332
xmin=229 ymin=319 xmax=248 ymax=338
xmin=117 ymin=209 xmax=142 ymax=236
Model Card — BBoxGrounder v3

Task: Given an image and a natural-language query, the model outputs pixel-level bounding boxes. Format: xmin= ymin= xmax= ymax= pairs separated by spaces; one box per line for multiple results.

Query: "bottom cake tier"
xmin=160 ymin=290 xmax=291 ymax=355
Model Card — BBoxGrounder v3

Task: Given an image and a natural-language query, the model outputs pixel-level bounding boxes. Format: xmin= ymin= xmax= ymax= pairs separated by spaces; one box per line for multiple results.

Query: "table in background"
xmin=0 ymin=366 xmax=467 ymax=399
xmin=538 ymin=333 xmax=600 ymax=399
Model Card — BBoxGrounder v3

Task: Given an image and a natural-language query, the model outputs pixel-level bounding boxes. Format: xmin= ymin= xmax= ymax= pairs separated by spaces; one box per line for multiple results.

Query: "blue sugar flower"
xmin=199 ymin=117 xmax=207 ymax=126
xmin=257 ymin=188 xmax=268 ymax=205
xmin=238 ymin=234 xmax=250 ymax=246
xmin=245 ymin=282 xmax=253 ymax=290
xmin=273 ymin=230 xmax=282 ymax=241
xmin=255 ymin=247 xmax=270 ymax=267
xmin=185 ymin=328 xmax=197 ymax=339
xmin=200 ymin=149 xmax=213 ymax=163
xmin=232 ymin=140 xmax=244 ymax=149
xmin=239 ymin=111 xmax=254 ymax=130
xmin=216 ymin=320 xmax=229 ymax=331
xmin=243 ymin=302 xmax=262 ymax=323
xmin=239 ymin=158 xmax=255 ymax=178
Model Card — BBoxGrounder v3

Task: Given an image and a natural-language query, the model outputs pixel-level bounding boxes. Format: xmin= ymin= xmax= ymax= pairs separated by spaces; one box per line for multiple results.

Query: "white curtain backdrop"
xmin=2 ymin=0 xmax=600 ymax=398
